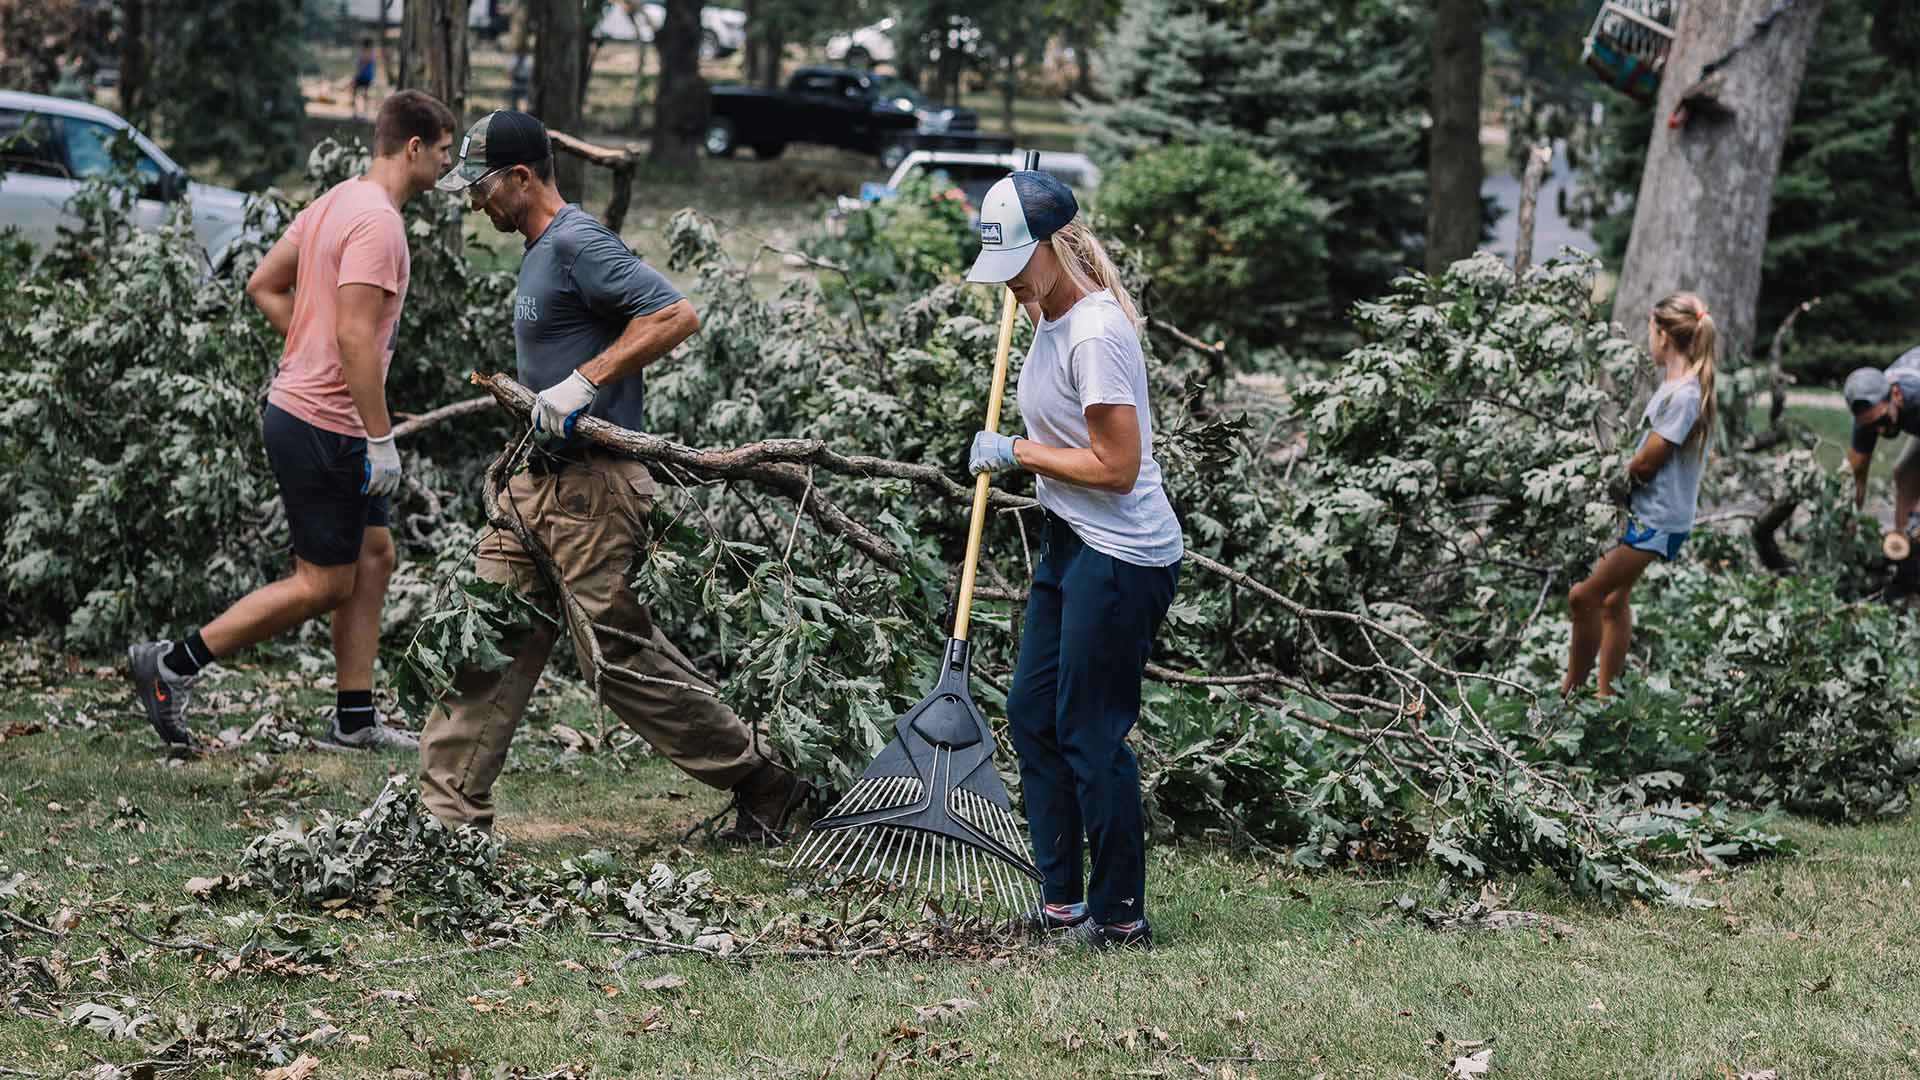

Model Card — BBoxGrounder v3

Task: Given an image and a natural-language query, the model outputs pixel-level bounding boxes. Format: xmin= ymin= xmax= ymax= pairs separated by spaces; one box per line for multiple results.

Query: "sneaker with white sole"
xmin=319 ymin=713 xmax=420 ymax=752
xmin=128 ymin=640 xmax=198 ymax=747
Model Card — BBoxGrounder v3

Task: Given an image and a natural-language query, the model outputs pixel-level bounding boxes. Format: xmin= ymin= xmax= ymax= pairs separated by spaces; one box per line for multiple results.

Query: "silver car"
xmin=0 ymin=90 xmax=252 ymax=273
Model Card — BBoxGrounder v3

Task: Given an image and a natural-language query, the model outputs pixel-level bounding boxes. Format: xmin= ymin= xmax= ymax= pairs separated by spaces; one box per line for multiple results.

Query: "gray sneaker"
xmin=319 ymin=713 xmax=420 ymax=752
xmin=128 ymin=641 xmax=198 ymax=747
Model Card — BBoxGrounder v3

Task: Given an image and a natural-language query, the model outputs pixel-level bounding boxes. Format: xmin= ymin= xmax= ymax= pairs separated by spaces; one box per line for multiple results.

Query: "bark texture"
xmin=650 ymin=0 xmax=709 ymax=170
xmin=530 ymin=0 xmax=586 ymax=200
xmin=1612 ymin=0 xmax=1828 ymax=361
xmin=399 ymin=0 xmax=471 ymax=123
xmin=1426 ymin=0 xmax=1484 ymax=274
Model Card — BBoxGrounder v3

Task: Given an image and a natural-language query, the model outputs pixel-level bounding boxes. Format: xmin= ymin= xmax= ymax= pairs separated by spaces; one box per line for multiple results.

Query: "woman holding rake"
xmin=965 ymin=172 xmax=1183 ymax=951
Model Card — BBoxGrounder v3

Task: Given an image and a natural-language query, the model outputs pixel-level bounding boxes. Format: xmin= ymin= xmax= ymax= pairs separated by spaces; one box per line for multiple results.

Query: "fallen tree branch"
xmin=392 ymin=396 xmax=496 ymax=440
xmin=1 ymin=909 xmax=63 ymax=939
xmin=1751 ymin=496 xmax=1799 ymax=573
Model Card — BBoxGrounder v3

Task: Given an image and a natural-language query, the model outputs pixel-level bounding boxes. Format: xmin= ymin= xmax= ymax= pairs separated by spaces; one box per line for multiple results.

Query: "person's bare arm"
xmin=335 ymin=283 xmax=392 ymax=438
xmin=1846 ymin=447 xmax=1874 ymax=509
xmin=1014 ymin=404 xmax=1142 ymax=494
xmin=1626 ymin=432 xmax=1679 ymax=485
xmin=245 ymin=235 xmax=300 ymax=338
xmin=576 ymin=299 xmax=701 ymax=386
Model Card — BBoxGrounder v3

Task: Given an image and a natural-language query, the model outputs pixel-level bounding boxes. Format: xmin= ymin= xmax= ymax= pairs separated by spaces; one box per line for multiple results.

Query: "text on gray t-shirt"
xmin=514 ymin=205 xmax=683 ymax=445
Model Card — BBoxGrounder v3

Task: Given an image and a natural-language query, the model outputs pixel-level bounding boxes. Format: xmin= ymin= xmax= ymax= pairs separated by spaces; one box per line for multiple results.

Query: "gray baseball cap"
xmin=436 ymin=110 xmax=550 ymax=193
xmin=1844 ymin=367 xmax=1892 ymax=415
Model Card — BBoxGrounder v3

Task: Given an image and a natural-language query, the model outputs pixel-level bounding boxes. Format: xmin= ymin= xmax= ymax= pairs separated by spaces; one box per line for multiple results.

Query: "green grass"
xmin=4 ymin=648 xmax=1920 ymax=1077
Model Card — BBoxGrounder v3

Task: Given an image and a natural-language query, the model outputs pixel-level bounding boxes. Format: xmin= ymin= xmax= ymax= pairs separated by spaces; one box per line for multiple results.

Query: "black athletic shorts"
xmin=263 ymin=403 xmax=392 ymax=567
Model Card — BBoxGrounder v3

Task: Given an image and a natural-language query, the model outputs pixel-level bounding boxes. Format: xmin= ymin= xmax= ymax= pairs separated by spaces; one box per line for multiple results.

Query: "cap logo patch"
xmin=980 ymin=222 xmax=1002 ymax=246
xmin=460 ymin=135 xmax=471 ymax=159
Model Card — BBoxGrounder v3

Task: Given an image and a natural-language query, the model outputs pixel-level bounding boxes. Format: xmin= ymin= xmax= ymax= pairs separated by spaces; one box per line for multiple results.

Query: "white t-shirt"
xmin=1015 ymin=291 xmax=1184 ymax=567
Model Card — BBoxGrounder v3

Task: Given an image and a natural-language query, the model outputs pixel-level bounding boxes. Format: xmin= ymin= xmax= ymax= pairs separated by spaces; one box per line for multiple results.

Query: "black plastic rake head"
xmin=785 ymin=639 xmax=1042 ymax=917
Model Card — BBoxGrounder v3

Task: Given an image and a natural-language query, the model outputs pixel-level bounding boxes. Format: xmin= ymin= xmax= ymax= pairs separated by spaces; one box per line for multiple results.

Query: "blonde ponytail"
xmin=1046 ymin=218 xmax=1142 ymax=331
xmin=1652 ymin=290 xmax=1718 ymax=453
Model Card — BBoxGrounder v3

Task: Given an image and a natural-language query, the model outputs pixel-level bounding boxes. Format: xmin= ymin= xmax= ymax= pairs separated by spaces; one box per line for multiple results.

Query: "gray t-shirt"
xmin=1849 ymin=347 xmax=1920 ymax=455
xmin=1015 ymin=291 xmax=1183 ymax=567
xmin=1628 ymin=375 xmax=1705 ymax=533
xmin=514 ymin=205 xmax=683 ymax=445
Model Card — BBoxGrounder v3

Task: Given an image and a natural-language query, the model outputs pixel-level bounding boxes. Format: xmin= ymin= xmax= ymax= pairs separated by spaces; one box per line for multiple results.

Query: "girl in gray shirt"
xmin=1562 ymin=291 xmax=1719 ymax=698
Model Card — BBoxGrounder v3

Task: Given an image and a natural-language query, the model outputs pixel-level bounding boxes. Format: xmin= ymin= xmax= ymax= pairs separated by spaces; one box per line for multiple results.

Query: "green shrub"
xmin=1097 ymin=140 xmax=1330 ymax=350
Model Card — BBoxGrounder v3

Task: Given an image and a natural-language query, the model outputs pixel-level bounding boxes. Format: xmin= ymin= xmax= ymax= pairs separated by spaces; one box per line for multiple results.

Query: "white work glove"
xmin=532 ymin=370 xmax=598 ymax=444
xmin=968 ymin=431 xmax=1022 ymax=475
xmin=362 ymin=433 xmax=402 ymax=497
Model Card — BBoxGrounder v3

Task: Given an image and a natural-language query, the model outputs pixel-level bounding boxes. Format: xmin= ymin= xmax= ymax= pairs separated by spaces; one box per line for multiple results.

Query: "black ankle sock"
xmin=336 ymin=690 xmax=376 ymax=734
xmin=164 ymin=632 xmax=211 ymax=678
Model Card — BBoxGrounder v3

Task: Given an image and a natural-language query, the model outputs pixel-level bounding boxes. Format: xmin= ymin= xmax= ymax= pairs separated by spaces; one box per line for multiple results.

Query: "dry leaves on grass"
xmin=259 ymin=1052 xmax=322 ymax=1079
xmin=903 ymin=997 xmax=978 ymax=1025
xmin=1385 ymin=883 xmax=1575 ymax=937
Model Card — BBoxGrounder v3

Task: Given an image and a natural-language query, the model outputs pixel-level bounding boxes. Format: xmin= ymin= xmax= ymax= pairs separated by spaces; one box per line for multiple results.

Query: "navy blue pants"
xmin=1006 ymin=514 xmax=1179 ymax=926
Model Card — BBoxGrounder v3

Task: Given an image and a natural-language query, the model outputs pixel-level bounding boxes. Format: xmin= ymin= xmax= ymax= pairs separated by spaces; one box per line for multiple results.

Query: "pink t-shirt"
xmin=266 ymin=177 xmax=409 ymax=437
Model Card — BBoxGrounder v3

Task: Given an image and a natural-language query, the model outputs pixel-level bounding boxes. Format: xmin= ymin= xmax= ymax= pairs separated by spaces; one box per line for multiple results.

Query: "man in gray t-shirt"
xmin=1842 ymin=345 xmax=1920 ymax=527
xmin=420 ymin=111 xmax=801 ymax=844
xmin=512 ymin=203 xmax=681 ymax=447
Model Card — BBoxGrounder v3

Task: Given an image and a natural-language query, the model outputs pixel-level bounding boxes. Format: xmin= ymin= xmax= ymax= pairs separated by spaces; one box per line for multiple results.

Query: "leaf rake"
xmin=787 ymin=178 xmax=1045 ymax=916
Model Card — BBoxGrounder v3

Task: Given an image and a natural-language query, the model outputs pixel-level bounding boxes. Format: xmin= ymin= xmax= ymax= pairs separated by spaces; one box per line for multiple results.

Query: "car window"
xmin=795 ymin=74 xmax=838 ymax=95
xmin=58 ymin=117 xmax=163 ymax=186
xmin=0 ymin=109 xmax=68 ymax=179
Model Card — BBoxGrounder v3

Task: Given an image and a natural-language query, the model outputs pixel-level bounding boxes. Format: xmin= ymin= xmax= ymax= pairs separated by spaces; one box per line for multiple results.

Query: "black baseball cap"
xmin=436 ymin=110 xmax=551 ymax=193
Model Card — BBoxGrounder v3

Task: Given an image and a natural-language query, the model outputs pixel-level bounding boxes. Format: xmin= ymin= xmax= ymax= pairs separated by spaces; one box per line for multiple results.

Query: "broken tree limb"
xmin=1745 ymin=295 xmax=1820 ymax=452
xmin=392 ymin=396 xmax=496 ymax=440
xmin=1751 ymin=496 xmax=1800 ymax=573
xmin=476 ymin=372 xmax=1033 ymax=570
xmin=549 ymin=129 xmax=642 ymax=235
xmin=1513 ymin=142 xmax=1553 ymax=277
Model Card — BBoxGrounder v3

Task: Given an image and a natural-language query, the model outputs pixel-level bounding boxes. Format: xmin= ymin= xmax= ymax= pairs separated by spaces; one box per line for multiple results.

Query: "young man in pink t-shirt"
xmin=127 ymin=91 xmax=455 ymax=751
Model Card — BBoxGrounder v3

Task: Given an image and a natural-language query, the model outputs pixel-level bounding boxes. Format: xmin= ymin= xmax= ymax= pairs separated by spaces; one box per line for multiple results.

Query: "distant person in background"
xmin=348 ymin=37 xmax=378 ymax=120
xmin=508 ymin=52 xmax=533 ymax=112
xmin=1841 ymin=346 xmax=1920 ymax=531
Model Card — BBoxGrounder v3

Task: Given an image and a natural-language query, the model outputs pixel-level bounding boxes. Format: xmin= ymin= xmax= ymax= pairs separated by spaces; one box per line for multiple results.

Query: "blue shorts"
xmin=1620 ymin=516 xmax=1687 ymax=561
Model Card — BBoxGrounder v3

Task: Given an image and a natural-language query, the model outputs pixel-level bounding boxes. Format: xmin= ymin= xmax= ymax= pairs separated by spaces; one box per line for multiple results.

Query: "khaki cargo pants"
xmin=419 ymin=450 xmax=772 ymax=832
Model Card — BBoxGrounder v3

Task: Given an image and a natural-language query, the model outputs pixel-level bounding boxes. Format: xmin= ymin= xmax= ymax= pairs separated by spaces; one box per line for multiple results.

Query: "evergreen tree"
xmin=1757 ymin=0 xmax=1920 ymax=376
xmin=147 ymin=0 xmax=306 ymax=189
xmin=1082 ymin=0 xmax=1428 ymax=325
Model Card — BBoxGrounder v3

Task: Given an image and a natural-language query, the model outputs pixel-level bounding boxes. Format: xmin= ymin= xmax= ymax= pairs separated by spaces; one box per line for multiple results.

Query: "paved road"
xmin=1482 ymin=141 xmax=1601 ymax=266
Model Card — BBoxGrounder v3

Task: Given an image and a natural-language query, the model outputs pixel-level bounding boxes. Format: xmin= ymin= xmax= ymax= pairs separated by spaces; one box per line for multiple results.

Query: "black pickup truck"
xmin=705 ymin=67 xmax=1005 ymax=167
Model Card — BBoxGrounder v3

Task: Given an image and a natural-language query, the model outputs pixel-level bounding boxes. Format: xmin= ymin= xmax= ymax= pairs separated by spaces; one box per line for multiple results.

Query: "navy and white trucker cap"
xmin=965 ymin=170 xmax=1080 ymax=284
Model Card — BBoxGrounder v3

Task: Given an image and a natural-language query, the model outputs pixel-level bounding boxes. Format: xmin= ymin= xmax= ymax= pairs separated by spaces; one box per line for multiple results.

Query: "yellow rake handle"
xmin=952 ymin=286 xmax=1022 ymax=642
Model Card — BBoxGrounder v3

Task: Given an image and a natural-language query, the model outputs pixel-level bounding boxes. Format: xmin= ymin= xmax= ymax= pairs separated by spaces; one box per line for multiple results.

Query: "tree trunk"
xmin=399 ymin=0 xmax=470 ymax=122
xmin=1426 ymin=0 xmax=1483 ymax=274
xmin=532 ymin=0 xmax=586 ymax=199
xmin=625 ymin=0 xmax=651 ymax=131
xmin=1612 ymin=0 xmax=1827 ymax=363
xmin=1071 ymin=26 xmax=1094 ymax=99
xmin=745 ymin=0 xmax=785 ymax=90
xmin=118 ymin=0 xmax=148 ymax=120
xmin=1000 ymin=47 xmax=1016 ymax=138
xmin=649 ymin=0 xmax=707 ymax=171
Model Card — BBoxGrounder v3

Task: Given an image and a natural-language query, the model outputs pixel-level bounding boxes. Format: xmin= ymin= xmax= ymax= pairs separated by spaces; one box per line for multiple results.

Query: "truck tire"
xmin=704 ymin=117 xmax=738 ymax=158
xmin=752 ymin=142 xmax=787 ymax=160
xmin=878 ymin=139 xmax=911 ymax=170
xmin=700 ymin=29 xmax=722 ymax=61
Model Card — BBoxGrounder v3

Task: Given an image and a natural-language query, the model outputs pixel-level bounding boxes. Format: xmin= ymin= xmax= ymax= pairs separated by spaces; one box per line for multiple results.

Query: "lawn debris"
xmin=1383 ymin=884 xmax=1575 ymax=937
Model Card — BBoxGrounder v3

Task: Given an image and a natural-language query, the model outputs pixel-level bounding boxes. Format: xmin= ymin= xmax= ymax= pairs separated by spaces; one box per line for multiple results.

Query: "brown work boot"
xmin=718 ymin=760 xmax=805 ymax=846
